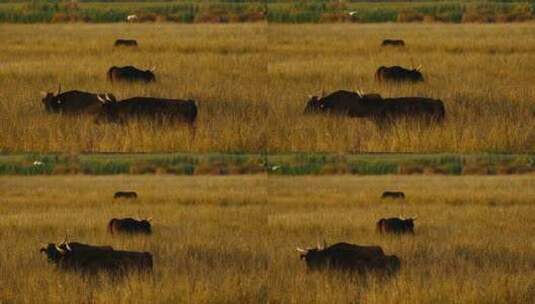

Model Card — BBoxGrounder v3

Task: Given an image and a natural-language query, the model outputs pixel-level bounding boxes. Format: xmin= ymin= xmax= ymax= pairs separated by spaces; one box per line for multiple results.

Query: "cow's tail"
xmin=107 ymin=67 xmax=115 ymax=83
xmin=375 ymin=67 xmax=384 ymax=82
xmin=376 ymin=219 xmax=385 ymax=234
xmin=107 ymin=219 xmax=116 ymax=234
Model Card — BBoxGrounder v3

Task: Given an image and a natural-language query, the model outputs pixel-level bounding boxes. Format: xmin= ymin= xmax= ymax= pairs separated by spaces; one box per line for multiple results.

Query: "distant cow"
xmin=296 ymin=242 xmax=400 ymax=275
xmin=304 ymin=90 xmax=445 ymax=122
xmin=114 ymin=191 xmax=138 ymax=199
xmin=114 ymin=39 xmax=138 ymax=47
xmin=107 ymin=66 xmax=156 ymax=83
xmin=108 ymin=218 xmax=152 ymax=235
xmin=377 ymin=217 xmax=416 ymax=234
xmin=41 ymin=241 xmax=152 ymax=274
xmin=381 ymin=191 xmax=405 ymax=199
xmin=375 ymin=66 xmax=424 ymax=83
xmin=40 ymin=84 xmax=114 ymax=115
xmin=382 ymin=39 xmax=405 ymax=47
xmin=96 ymin=95 xmax=198 ymax=125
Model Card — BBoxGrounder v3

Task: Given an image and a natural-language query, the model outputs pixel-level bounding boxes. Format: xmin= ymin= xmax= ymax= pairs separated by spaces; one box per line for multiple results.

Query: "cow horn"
xmin=296 ymin=247 xmax=308 ymax=253
xmin=55 ymin=245 xmax=65 ymax=254
xmin=65 ymin=243 xmax=72 ymax=251
xmin=105 ymin=94 xmax=114 ymax=102
xmin=150 ymin=66 xmax=156 ymax=72
xmin=57 ymin=84 xmax=61 ymax=95
xmin=147 ymin=217 xmax=152 ymax=222
xmin=356 ymin=89 xmax=363 ymax=97
xmin=97 ymin=95 xmax=107 ymax=103
xmin=412 ymin=216 xmax=418 ymax=220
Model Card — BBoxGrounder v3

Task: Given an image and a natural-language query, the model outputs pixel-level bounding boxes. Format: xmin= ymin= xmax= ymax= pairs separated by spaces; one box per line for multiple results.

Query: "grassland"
xmin=1 ymin=175 xmax=534 ymax=303
xmin=2 ymin=23 xmax=535 ymax=153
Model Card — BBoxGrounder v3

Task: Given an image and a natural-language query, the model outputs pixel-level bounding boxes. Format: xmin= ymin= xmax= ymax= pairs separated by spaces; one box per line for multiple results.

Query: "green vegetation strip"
xmin=0 ymin=1 xmax=533 ymax=23
xmin=1 ymin=153 xmax=534 ymax=176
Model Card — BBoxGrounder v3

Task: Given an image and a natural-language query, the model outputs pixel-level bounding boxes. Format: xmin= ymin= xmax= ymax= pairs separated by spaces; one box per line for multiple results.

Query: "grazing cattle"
xmin=296 ymin=242 xmax=400 ymax=275
xmin=96 ymin=95 xmax=198 ymax=125
xmin=304 ymin=90 xmax=445 ymax=123
xmin=382 ymin=39 xmax=405 ymax=47
xmin=114 ymin=191 xmax=138 ymax=199
xmin=108 ymin=218 xmax=152 ymax=235
xmin=114 ymin=39 xmax=138 ymax=47
xmin=107 ymin=66 xmax=155 ymax=83
xmin=40 ymin=85 xmax=113 ymax=114
xmin=40 ymin=241 xmax=152 ymax=274
xmin=375 ymin=65 xmax=424 ymax=83
xmin=381 ymin=191 xmax=406 ymax=199
xmin=377 ymin=217 xmax=416 ymax=234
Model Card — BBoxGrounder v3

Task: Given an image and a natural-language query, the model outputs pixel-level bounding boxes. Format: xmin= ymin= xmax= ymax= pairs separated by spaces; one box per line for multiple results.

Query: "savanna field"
xmin=1 ymin=22 xmax=535 ymax=152
xmin=1 ymin=175 xmax=534 ymax=303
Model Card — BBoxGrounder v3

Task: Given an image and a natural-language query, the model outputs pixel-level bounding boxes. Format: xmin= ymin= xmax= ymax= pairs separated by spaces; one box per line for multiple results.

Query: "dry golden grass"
xmin=1 ymin=175 xmax=534 ymax=303
xmin=1 ymin=23 xmax=535 ymax=152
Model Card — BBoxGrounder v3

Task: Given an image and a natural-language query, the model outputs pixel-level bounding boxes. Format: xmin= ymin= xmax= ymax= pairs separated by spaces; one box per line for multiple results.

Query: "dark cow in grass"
xmin=296 ymin=241 xmax=400 ymax=275
xmin=40 ymin=84 xmax=113 ymax=115
xmin=382 ymin=39 xmax=405 ymax=47
xmin=377 ymin=217 xmax=416 ymax=234
xmin=114 ymin=191 xmax=138 ymax=199
xmin=108 ymin=218 xmax=152 ymax=235
xmin=107 ymin=66 xmax=155 ymax=83
xmin=381 ymin=191 xmax=406 ymax=200
xmin=96 ymin=95 xmax=198 ymax=125
xmin=304 ymin=90 xmax=445 ymax=123
xmin=375 ymin=65 xmax=424 ymax=83
xmin=40 ymin=240 xmax=152 ymax=274
xmin=114 ymin=39 xmax=138 ymax=47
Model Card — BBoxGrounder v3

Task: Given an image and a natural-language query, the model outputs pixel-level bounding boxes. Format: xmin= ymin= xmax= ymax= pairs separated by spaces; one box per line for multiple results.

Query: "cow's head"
xmin=410 ymin=65 xmax=424 ymax=81
xmin=303 ymin=95 xmax=324 ymax=114
xmin=40 ymin=242 xmax=72 ymax=262
xmin=40 ymin=84 xmax=62 ymax=112
xmin=144 ymin=68 xmax=156 ymax=82
xmin=95 ymin=94 xmax=119 ymax=123
xmin=402 ymin=216 xmax=416 ymax=229
xmin=296 ymin=240 xmax=328 ymax=270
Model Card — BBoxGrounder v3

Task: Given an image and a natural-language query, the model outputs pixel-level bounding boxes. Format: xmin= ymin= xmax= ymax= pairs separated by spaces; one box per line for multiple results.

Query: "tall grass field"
xmin=1 ymin=175 xmax=534 ymax=303
xmin=1 ymin=23 xmax=535 ymax=153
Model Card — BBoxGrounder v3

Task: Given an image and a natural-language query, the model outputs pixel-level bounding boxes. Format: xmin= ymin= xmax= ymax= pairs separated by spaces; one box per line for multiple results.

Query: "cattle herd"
xmin=38 ymin=38 xmax=445 ymax=130
xmin=41 ymin=190 xmax=415 ymax=277
xmin=38 ymin=37 xmax=442 ymax=278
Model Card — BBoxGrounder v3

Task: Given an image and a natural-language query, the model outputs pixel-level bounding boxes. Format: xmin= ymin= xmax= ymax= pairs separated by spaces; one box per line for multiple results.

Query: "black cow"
xmin=304 ymin=90 xmax=384 ymax=118
xmin=304 ymin=90 xmax=445 ymax=122
xmin=382 ymin=39 xmax=405 ymax=47
xmin=383 ymin=97 xmax=445 ymax=122
xmin=114 ymin=39 xmax=138 ymax=47
xmin=375 ymin=66 xmax=424 ymax=83
xmin=381 ymin=191 xmax=406 ymax=199
xmin=40 ymin=241 xmax=152 ymax=274
xmin=108 ymin=218 xmax=152 ymax=235
xmin=40 ymin=85 xmax=114 ymax=114
xmin=377 ymin=217 xmax=416 ymax=234
xmin=107 ymin=66 xmax=155 ymax=83
xmin=296 ymin=242 xmax=400 ymax=275
xmin=114 ymin=191 xmax=138 ymax=199
xmin=96 ymin=95 xmax=198 ymax=125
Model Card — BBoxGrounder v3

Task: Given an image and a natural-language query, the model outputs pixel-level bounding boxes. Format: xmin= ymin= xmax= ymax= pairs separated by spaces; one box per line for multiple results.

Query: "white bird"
xmin=348 ymin=11 xmax=357 ymax=17
xmin=33 ymin=161 xmax=44 ymax=166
